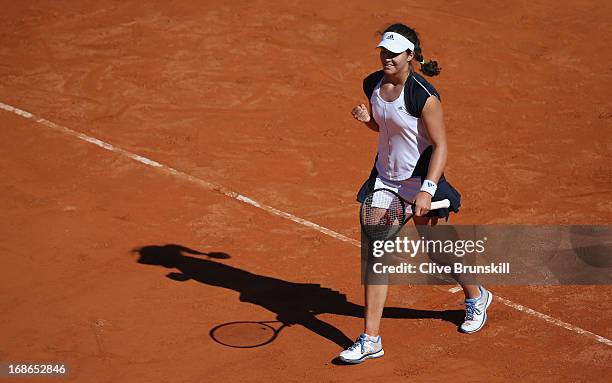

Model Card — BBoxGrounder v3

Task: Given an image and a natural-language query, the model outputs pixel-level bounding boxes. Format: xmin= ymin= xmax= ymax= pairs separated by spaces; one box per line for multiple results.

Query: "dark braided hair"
xmin=383 ymin=23 xmax=441 ymax=77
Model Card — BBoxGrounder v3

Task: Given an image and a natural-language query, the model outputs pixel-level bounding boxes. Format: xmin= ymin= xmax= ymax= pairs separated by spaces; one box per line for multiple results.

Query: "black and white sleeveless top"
xmin=370 ymin=73 xmax=440 ymax=181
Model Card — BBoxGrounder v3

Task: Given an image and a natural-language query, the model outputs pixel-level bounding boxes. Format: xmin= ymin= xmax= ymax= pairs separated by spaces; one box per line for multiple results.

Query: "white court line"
xmin=495 ymin=297 xmax=612 ymax=346
xmin=0 ymin=102 xmax=360 ymax=248
xmin=1 ymin=101 xmax=610 ymax=347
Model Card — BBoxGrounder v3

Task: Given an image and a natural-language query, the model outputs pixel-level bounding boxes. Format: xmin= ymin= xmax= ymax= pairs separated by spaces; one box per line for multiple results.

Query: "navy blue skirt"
xmin=356 ymin=157 xmax=461 ymax=220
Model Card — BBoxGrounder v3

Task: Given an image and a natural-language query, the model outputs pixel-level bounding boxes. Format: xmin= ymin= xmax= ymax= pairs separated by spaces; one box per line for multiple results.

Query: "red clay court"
xmin=1 ymin=1 xmax=611 ymax=381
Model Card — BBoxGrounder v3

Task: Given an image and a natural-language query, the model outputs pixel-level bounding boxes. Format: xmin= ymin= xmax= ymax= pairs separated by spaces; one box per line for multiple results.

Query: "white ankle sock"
xmin=365 ymin=334 xmax=380 ymax=342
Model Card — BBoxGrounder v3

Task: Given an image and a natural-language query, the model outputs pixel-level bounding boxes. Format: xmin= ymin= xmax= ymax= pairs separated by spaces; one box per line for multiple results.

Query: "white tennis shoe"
xmin=460 ymin=285 xmax=493 ymax=333
xmin=339 ymin=333 xmax=384 ymax=363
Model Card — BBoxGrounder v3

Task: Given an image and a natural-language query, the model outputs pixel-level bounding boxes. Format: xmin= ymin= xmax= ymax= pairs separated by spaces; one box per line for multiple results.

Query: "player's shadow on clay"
xmin=133 ymin=244 xmax=463 ymax=349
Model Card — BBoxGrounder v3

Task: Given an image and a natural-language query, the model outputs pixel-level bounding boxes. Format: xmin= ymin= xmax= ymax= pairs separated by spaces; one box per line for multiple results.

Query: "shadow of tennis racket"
xmin=210 ymin=320 xmax=289 ymax=348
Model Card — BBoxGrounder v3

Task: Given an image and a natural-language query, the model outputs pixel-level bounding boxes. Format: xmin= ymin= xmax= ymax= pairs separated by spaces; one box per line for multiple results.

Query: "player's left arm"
xmin=414 ymin=95 xmax=448 ymax=216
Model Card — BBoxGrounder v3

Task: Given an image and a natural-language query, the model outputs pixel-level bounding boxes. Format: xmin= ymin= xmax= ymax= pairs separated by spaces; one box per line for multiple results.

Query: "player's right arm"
xmin=351 ymin=102 xmax=379 ymax=132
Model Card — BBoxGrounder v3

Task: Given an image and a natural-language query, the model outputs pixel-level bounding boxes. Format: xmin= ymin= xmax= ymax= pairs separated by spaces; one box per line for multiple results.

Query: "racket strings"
xmin=361 ymin=189 xmax=406 ymax=240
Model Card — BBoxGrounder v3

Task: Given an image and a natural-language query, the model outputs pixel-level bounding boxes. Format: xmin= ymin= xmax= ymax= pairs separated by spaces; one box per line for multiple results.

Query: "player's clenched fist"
xmin=352 ymin=103 xmax=371 ymax=123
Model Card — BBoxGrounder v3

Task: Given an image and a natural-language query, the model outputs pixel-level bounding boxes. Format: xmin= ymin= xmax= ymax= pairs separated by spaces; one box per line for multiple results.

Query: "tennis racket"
xmin=360 ymin=188 xmax=450 ymax=241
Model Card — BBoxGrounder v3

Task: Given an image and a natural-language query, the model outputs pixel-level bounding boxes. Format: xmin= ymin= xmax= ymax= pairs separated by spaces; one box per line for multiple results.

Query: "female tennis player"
xmin=339 ymin=23 xmax=493 ymax=364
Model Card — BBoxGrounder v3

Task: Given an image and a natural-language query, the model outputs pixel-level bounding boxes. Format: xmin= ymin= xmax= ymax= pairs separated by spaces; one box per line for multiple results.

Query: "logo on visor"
xmin=386 ymin=34 xmax=394 ymax=40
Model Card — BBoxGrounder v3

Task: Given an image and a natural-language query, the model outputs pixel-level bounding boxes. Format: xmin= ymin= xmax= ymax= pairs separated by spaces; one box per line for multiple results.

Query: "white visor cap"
xmin=377 ymin=32 xmax=415 ymax=53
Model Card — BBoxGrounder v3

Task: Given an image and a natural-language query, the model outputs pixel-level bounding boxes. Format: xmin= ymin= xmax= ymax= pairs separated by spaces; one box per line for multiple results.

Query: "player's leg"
xmin=338 ymin=283 xmax=386 ymax=363
xmin=412 ymin=214 xmax=493 ymax=333
xmin=359 ymin=173 xmax=399 ymax=337
xmin=461 ymin=285 xmax=481 ymax=299
xmin=364 ymin=284 xmax=388 ymax=337
xmin=339 ymin=178 xmax=393 ymax=363
xmin=339 ymin=177 xmax=415 ymax=363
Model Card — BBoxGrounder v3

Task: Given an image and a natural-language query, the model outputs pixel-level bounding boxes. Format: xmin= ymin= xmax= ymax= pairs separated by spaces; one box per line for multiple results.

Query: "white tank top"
xmin=371 ymin=79 xmax=432 ymax=181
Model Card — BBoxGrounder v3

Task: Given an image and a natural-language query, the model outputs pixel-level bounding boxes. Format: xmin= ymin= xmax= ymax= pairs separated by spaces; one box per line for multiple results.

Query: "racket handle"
xmin=431 ymin=199 xmax=451 ymax=210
